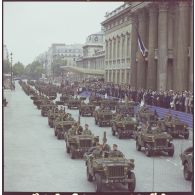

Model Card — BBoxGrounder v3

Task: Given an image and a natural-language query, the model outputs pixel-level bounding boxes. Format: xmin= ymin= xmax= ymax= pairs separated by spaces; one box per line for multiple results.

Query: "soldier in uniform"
xmin=68 ymin=124 xmax=77 ymax=136
xmin=83 ymin=124 xmax=92 ymax=135
xmin=116 ymin=113 xmax=123 ymax=121
xmin=102 ymin=139 xmax=111 ymax=158
xmin=76 ymin=122 xmax=83 ymax=135
xmin=92 ymin=143 xmax=103 ymax=158
xmin=109 ymin=144 xmax=124 ymax=158
xmin=59 ymin=106 xmax=64 ymax=113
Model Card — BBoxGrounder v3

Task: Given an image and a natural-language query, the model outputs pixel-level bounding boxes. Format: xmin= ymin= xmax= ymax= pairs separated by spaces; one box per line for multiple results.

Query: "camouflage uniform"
xmin=109 ymin=149 xmax=124 ymax=158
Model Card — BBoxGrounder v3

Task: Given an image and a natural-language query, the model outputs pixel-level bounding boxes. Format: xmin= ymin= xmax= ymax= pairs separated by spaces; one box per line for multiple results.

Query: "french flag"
xmin=137 ymin=31 xmax=147 ymax=57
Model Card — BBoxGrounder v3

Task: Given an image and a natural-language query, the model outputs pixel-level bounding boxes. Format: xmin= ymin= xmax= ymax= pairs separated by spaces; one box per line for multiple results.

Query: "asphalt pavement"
xmin=3 ymin=81 xmax=192 ymax=192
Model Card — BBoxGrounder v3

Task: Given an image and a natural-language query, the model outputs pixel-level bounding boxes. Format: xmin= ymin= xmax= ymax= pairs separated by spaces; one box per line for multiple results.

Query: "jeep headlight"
xmin=103 ymin=166 xmax=108 ymax=172
xmin=124 ymin=166 xmax=128 ymax=173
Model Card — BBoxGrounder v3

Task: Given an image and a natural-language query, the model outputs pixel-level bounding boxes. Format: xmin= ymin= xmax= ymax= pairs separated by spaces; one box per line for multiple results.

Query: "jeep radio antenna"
xmin=103 ymin=131 xmax=107 ymax=144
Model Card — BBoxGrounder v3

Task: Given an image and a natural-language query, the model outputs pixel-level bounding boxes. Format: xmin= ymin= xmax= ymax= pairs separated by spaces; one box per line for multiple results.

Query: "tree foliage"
xmin=24 ymin=61 xmax=45 ymax=79
xmin=51 ymin=56 xmax=67 ymax=76
xmin=13 ymin=62 xmax=25 ymax=76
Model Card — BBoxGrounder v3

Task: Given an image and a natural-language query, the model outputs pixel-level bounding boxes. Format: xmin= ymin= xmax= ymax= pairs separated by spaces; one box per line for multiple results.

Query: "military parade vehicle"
xmin=112 ymin=116 xmax=138 ymax=139
xmin=180 ymin=146 xmax=193 ymax=181
xmin=136 ymin=106 xmax=158 ymax=125
xmin=94 ymin=109 xmax=113 ymax=127
xmin=135 ymin=125 xmax=174 ymax=157
xmin=55 ymin=120 xmax=75 ymax=139
xmin=100 ymin=99 xmax=118 ymax=110
xmin=48 ymin=108 xmax=59 ymax=128
xmin=41 ymin=104 xmax=55 ymax=117
xmin=116 ymin=102 xmax=135 ymax=117
xmin=79 ymin=103 xmax=95 ymax=116
xmin=53 ymin=113 xmax=74 ymax=133
xmin=67 ymin=98 xmax=81 ymax=109
xmin=89 ymin=96 xmax=102 ymax=106
xmin=27 ymin=80 xmax=35 ymax=86
xmin=59 ymin=94 xmax=72 ymax=105
xmin=84 ymin=143 xmax=136 ymax=192
xmin=65 ymin=133 xmax=99 ymax=159
xmin=161 ymin=113 xmax=189 ymax=139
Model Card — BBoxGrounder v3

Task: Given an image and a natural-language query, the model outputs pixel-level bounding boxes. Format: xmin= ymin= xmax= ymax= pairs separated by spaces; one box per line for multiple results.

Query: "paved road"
xmin=4 ymin=81 xmax=192 ymax=192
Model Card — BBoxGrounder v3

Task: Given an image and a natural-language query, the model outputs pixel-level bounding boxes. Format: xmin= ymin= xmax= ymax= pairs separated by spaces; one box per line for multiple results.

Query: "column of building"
xmin=147 ymin=4 xmax=158 ymax=90
xmin=189 ymin=2 xmax=193 ymax=91
xmin=113 ymin=37 xmax=116 ymax=83
xmin=105 ymin=40 xmax=108 ymax=82
xmin=167 ymin=5 xmax=174 ymax=90
xmin=175 ymin=2 xmax=190 ymax=91
xmin=125 ymin=32 xmax=130 ymax=84
xmin=116 ymin=35 xmax=120 ymax=84
xmin=137 ymin=9 xmax=147 ymax=89
xmin=173 ymin=3 xmax=179 ymax=90
xmin=157 ymin=3 xmax=168 ymax=91
xmin=130 ymin=14 xmax=138 ymax=89
xmin=110 ymin=39 xmax=113 ymax=82
xmin=120 ymin=34 xmax=125 ymax=83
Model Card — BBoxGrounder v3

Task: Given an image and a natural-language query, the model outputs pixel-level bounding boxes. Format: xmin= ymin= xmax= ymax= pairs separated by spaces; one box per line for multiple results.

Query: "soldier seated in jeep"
xmin=92 ymin=143 xmax=103 ymax=158
xmin=68 ymin=124 xmax=77 ymax=136
xmin=109 ymin=144 xmax=124 ymax=158
xmin=76 ymin=122 xmax=83 ymax=135
xmin=83 ymin=124 xmax=92 ymax=135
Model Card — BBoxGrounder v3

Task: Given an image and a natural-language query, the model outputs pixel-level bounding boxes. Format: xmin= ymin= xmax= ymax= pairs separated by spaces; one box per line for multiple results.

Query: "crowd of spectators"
xmin=85 ymin=82 xmax=193 ymax=115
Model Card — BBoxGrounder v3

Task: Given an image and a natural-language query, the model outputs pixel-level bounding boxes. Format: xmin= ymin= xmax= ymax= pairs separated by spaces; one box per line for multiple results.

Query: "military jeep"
xmin=162 ymin=115 xmax=189 ymax=139
xmin=89 ymin=96 xmax=102 ymax=106
xmin=65 ymin=134 xmax=99 ymax=159
xmin=79 ymin=103 xmax=95 ymax=116
xmin=59 ymin=94 xmax=72 ymax=105
xmin=40 ymin=104 xmax=54 ymax=117
xmin=136 ymin=127 xmax=174 ymax=157
xmin=180 ymin=146 xmax=193 ymax=181
xmin=100 ymin=99 xmax=117 ymax=110
xmin=55 ymin=121 xmax=75 ymax=139
xmin=112 ymin=117 xmax=138 ymax=139
xmin=67 ymin=99 xmax=81 ymax=109
xmin=85 ymin=151 xmax=136 ymax=192
xmin=116 ymin=103 xmax=135 ymax=117
xmin=137 ymin=106 xmax=158 ymax=125
xmin=94 ymin=109 xmax=113 ymax=127
xmin=48 ymin=109 xmax=59 ymax=128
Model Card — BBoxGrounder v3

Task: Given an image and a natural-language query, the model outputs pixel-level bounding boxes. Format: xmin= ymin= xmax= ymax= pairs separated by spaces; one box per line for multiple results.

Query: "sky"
xmin=3 ymin=1 xmax=123 ymax=66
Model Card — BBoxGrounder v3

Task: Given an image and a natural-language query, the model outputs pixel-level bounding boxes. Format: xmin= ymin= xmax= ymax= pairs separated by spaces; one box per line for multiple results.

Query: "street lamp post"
xmin=10 ymin=52 xmax=13 ymax=90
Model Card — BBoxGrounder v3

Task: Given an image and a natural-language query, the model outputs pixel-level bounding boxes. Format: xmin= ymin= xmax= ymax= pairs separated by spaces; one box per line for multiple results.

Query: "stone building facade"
xmin=76 ymin=31 xmax=105 ymax=70
xmin=102 ymin=3 xmax=132 ymax=85
xmin=46 ymin=43 xmax=83 ymax=76
xmin=102 ymin=1 xmax=193 ymax=91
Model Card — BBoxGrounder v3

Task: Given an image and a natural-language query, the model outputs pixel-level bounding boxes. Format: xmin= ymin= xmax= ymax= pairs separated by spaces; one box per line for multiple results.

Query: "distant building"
xmin=75 ymin=30 xmax=105 ymax=78
xmin=37 ymin=43 xmax=83 ymax=76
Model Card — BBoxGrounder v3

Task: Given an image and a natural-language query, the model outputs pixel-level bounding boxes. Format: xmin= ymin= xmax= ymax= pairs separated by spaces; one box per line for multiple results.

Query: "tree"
xmin=51 ymin=56 xmax=67 ymax=77
xmin=24 ymin=61 xmax=45 ymax=80
xmin=13 ymin=62 xmax=25 ymax=76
